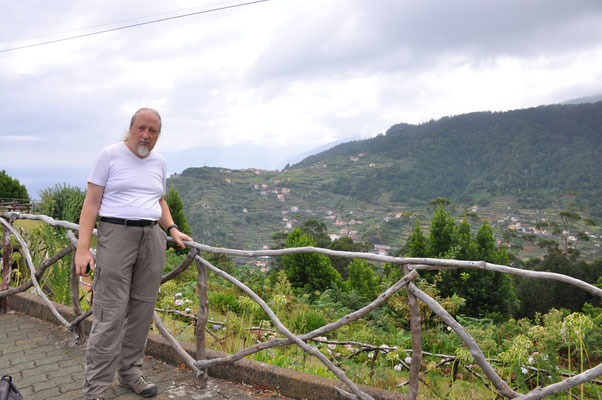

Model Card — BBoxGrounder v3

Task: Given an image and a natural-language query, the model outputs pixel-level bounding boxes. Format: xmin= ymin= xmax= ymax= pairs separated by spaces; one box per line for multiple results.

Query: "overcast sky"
xmin=2 ymin=0 xmax=602 ymax=199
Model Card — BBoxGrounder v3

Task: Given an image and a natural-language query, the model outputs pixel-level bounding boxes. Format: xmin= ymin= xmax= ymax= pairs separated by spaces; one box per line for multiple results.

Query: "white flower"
xmin=184 ymin=307 xmax=191 ymax=313
xmin=175 ymin=292 xmax=183 ymax=297
xmin=394 ymin=364 xmax=402 ymax=371
xmin=447 ymin=326 xmax=452 ymax=331
xmin=404 ymin=357 xmax=412 ymax=364
xmin=521 ymin=367 xmax=528 ymax=374
xmin=328 ymin=344 xmax=336 ymax=350
xmin=174 ymin=299 xmax=184 ymax=306
xmin=368 ymin=353 xmax=374 ymax=359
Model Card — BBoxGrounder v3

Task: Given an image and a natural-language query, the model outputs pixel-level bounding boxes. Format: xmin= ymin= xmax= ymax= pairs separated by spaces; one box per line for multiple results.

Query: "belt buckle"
xmin=124 ymin=219 xmax=132 ymax=227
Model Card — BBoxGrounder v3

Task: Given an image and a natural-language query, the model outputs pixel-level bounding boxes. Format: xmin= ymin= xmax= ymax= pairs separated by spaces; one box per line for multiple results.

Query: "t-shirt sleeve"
xmin=88 ymin=149 xmax=110 ymax=187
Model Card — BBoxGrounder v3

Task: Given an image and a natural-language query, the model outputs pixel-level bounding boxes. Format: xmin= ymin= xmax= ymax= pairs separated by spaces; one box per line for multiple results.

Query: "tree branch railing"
xmin=1 ymin=212 xmax=601 ymax=400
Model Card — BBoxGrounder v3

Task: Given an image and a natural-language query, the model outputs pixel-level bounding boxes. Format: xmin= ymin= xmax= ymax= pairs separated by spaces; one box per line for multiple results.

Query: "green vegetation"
xmin=10 ymin=195 xmax=600 ymax=399
xmin=165 ymin=188 xmax=193 ymax=254
xmin=151 ymin=243 xmax=600 ymax=399
xmin=296 ymin=103 xmax=602 ymax=216
xmin=0 ymin=170 xmax=29 ymax=201
xmin=167 ymin=103 xmax=601 ymax=261
xmin=36 ymin=183 xmax=86 ymax=223
xmin=6 ymin=101 xmax=602 ymax=398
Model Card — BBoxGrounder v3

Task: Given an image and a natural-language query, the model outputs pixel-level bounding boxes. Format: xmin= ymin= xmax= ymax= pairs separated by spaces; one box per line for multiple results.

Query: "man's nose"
xmin=141 ymin=129 xmax=151 ymax=139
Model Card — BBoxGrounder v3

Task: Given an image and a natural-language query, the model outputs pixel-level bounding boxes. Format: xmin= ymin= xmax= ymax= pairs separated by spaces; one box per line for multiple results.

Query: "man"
xmin=75 ymin=108 xmax=192 ymax=400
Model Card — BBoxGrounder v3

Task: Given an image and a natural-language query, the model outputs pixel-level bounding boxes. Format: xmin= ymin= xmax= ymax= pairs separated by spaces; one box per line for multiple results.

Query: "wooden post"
xmin=195 ymin=257 xmax=209 ymax=388
xmin=404 ymin=265 xmax=422 ymax=400
xmin=70 ymin=247 xmax=86 ymax=344
xmin=1 ymin=223 xmax=13 ymax=313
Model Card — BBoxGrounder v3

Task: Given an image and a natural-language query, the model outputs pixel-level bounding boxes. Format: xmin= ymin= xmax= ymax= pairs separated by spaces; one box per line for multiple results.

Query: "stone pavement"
xmin=0 ymin=310 xmax=291 ymax=400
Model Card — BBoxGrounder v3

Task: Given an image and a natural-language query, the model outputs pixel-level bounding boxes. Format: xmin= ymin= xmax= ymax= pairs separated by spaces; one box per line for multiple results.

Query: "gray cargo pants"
xmin=83 ymin=221 xmax=166 ymax=399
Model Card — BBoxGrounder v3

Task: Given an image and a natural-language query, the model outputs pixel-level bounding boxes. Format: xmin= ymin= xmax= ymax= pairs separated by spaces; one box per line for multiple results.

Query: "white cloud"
xmin=1 ymin=0 xmax=602 ymax=198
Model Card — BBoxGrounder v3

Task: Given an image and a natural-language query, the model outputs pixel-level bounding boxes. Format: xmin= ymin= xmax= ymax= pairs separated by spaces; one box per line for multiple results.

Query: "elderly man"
xmin=75 ymin=108 xmax=192 ymax=400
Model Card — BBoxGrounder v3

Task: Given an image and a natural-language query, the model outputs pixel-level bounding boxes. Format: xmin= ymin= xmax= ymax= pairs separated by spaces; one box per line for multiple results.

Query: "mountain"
xmin=167 ymin=102 xmax=602 ymax=254
xmin=292 ymin=102 xmax=601 ymax=214
xmin=281 ymin=137 xmax=360 ymax=167
xmin=561 ymin=94 xmax=602 ymax=105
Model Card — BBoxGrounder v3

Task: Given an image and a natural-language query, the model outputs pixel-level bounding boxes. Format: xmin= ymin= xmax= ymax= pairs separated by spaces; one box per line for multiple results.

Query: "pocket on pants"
xmin=87 ymin=303 xmax=128 ymax=358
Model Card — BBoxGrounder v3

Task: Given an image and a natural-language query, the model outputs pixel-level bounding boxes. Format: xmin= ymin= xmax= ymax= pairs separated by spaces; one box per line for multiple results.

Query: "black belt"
xmin=100 ymin=216 xmax=157 ymax=227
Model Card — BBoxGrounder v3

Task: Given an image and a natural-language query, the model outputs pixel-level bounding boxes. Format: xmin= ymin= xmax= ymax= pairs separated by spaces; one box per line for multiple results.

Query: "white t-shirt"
xmin=88 ymin=142 xmax=166 ymax=220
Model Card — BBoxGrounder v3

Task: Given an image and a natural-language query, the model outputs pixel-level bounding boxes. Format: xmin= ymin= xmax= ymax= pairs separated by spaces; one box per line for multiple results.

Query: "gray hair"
xmin=124 ymin=107 xmax=162 ymax=141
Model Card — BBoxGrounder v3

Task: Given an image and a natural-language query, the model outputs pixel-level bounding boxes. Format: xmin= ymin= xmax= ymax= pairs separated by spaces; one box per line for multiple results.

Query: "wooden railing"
xmin=1 ymin=211 xmax=601 ymax=400
xmin=0 ymin=198 xmax=31 ymax=213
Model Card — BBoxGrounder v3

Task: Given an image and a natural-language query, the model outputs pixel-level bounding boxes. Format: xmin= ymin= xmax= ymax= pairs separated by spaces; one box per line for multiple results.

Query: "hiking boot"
xmin=119 ymin=375 xmax=157 ymax=397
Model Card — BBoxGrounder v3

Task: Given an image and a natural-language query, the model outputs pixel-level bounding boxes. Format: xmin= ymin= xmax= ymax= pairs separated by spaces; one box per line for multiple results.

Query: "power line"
xmin=0 ymin=0 xmax=268 ymax=54
xmin=0 ymin=1 xmax=247 ymax=44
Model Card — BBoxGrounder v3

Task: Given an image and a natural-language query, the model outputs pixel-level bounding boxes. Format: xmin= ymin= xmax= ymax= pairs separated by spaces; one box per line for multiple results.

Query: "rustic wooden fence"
xmin=0 ymin=198 xmax=31 ymax=213
xmin=1 ymin=211 xmax=601 ymax=400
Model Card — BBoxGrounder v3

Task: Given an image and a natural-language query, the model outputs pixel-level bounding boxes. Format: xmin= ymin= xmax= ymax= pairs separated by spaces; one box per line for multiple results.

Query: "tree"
xmin=559 ymin=210 xmax=581 ymax=256
xmin=406 ymin=219 xmax=428 ymax=257
xmin=281 ymin=228 xmax=342 ymax=293
xmin=0 ymin=170 xmax=29 ymax=201
xmin=515 ymin=252 xmax=601 ymax=318
xmin=37 ymin=183 xmax=85 ymax=223
xmin=327 ymin=236 xmax=373 ymax=279
xmin=165 ymin=188 xmax=192 ymax=235
xmin=165 ymin=188 xmax=193 ymax=253
xmin=428 ymin=197 xmax=452 ymax=210
xmin=415 ymin=212 xmax=518 ymax=321
xmin=298 ymin=219 xmax=331 ymax=248
xmin=428 ymin=206 xmax=456 ymax=257
xmin=345 ymin=259 xmax=379 ymax=301
xmin=448 ymin=217 xmax=479 ymax=260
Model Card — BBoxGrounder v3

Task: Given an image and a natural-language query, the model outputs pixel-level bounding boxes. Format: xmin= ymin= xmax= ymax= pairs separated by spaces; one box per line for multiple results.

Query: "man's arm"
xmin=159 ymin=196 xmax=193 ymax=248
xmin=75 ymin=182 xmax=104 ymax=276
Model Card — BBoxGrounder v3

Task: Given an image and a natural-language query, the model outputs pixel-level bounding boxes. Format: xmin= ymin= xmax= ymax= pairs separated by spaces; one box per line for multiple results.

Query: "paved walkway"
xmin=0 ymin=310 xmax=291 ymax=400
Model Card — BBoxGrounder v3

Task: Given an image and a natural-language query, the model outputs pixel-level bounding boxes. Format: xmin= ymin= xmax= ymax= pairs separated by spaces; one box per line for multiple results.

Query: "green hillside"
xmin=167 ymin=102 xmax=602 ymax=258
xmin=294 ymin=102 xmax=601 ymax=214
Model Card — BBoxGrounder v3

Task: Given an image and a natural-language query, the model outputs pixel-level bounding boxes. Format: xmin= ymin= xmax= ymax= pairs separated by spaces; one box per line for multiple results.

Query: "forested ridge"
xmin=167 ymin=102 xmax=601 ymax=256
xmin=294 ymin=102 xmax=602 ymax=215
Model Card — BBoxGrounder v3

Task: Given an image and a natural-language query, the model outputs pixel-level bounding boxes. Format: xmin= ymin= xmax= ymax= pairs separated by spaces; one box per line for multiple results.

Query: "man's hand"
xmin=170 ymin=228 xmax=192 ymax=248
xmin=75 ymin=249 xmax=95 ymax=276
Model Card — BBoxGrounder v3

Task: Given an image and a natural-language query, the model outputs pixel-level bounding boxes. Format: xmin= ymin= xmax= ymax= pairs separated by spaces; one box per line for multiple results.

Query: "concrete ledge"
xmin=7 ymin=292 xmax=408 ymax=400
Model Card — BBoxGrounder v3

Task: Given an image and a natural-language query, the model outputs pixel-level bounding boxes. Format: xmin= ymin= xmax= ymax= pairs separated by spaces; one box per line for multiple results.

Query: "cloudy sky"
xmin=2 ymin=0 xmax=602 ymax=199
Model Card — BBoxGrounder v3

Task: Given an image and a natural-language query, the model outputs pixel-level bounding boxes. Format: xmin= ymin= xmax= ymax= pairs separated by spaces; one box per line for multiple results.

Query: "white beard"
xmin=137 ymin=145 xmax=150 ymax=157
